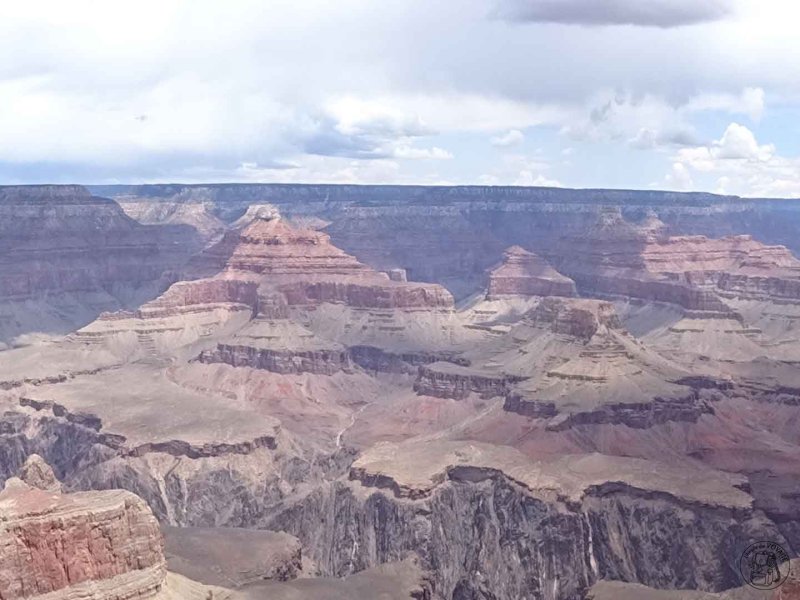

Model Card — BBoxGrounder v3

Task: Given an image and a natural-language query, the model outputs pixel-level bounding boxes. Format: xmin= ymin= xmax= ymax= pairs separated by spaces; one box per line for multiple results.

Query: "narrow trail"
xmin=335 ymin=403 xmax=371 ymax=449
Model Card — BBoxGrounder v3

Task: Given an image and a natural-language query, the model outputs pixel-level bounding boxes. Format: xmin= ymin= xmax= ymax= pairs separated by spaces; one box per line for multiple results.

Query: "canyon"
xmin=0 ymin=183 xmax=799 ymax=599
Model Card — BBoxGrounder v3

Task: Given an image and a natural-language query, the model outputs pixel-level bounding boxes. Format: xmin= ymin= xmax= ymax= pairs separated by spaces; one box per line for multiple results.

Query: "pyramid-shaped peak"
xmin=488 ymin=246 xmax=576 ymax=298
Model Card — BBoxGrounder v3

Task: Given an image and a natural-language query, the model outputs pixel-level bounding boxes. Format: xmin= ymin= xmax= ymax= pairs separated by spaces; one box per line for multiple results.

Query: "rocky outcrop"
xmin=528 ymin=296 xmax=622 ymax=339
xmin=503 ymin=388 xmax=713 ymax=430
xmin=0 ymin=462 xmax=166 ymax=600
xmin=487 ymin=245 xmax=576 ymax=298
xmin=197 ymin=288 xmax=354 ymax=375
xmin=16 ymin=453 xmax=62 ymax=492
xmin=199 ymin=343 xmax=352 ymax=375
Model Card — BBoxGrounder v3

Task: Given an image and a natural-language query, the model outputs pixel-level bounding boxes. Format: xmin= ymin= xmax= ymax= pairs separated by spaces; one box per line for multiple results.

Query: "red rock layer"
xmin=0 ymin=478 xmax=165 ymax=599
xmin=486 ymin=246 xmax=576 ymax=299
xmin=183 ymin=216 xmax=454 ymax=310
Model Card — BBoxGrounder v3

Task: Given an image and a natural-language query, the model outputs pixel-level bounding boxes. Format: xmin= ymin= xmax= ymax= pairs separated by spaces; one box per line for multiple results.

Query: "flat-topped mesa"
xmin=527 ymin=296 xmax=622 ymax=340
xmin=0 ymin=461 xmax=166 ymax=600
xmin=486 ymin=246 xmax=577 ymax=299
xmin=349 ymin=440 xmax=753 ymax=509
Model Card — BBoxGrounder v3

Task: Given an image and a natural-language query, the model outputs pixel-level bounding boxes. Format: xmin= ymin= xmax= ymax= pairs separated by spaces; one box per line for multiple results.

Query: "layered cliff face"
xmin=0 ymin=185 xmax=201 ymax=343
xmin=0 ymin=456 xmax=166 ymax=600
xmin=264 ymin=440 xmax=780 ymax=600
xmin=551 ymin=207 xmax=800 ymax=314
xmin=4 ymin=185 xmax=800 ymax=599
xmin=218 ymin=216 xmax=453 ymax=309
xmin=93 ymin=183 xmax=800 ymax=300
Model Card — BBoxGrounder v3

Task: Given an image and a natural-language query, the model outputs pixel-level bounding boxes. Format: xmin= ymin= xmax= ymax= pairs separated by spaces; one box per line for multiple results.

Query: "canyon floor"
xmin=1 ymin=184 xmax=799 ymax=599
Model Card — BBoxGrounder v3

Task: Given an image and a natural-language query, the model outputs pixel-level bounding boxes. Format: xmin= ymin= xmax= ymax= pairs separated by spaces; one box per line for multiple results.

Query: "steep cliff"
xmin=0 ymin=185 xmax=200 ymax=341
xmin=264 ymin=440 xmax=780 ymax=600
xmin=0 ymin=466 xmax=166 ymax=600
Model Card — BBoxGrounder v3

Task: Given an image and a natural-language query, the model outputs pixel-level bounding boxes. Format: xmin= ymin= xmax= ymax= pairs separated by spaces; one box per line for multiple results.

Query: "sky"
xmin=2 ymin=0 xmax=800 ymax=197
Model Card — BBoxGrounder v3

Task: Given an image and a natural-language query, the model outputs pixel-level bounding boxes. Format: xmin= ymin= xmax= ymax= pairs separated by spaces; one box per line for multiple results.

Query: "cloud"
xmin=514 ymin=171 xmax=561 ymax=187
xmin=392 ymin=145 xmax=453 ymax=159
xmin=684 ymin=87 xmax=765 ymax=121
xmin=491 ymin=129 xmax=525 ymax=147
xmin=712 ymin=122 xmax=774 ymax=160
xmin=667 ymin=123 xmax=800 ymax=197
xmin=494 ymin=0 xmax=734 ymax=28
xmin=664 ymin=162 xmax=693 ymax=190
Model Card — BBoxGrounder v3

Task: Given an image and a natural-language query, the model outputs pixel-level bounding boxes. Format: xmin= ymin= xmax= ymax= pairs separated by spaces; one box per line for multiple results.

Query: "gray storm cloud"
xmin=495 ymin=0 xmax=734 ymax=28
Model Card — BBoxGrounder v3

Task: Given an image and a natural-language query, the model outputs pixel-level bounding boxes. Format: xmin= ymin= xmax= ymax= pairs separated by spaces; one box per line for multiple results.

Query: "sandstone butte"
xmin=187 ymin=212 xmax=454 ymax=310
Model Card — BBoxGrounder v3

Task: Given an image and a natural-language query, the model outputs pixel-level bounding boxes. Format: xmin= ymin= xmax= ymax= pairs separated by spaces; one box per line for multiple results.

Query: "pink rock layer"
xmin=0 ymin=479 xmax=165 ymax=599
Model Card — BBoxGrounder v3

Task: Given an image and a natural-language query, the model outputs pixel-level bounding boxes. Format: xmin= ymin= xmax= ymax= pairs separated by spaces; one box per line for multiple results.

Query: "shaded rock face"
xmin=528 ymin=296 xmax=622 ymax=339
xmin=0 ymin=185 xmax=199 ymax=339
xmin=487 ymin=246 xmax=577 ymax=299
xmin=265 ymin=476 xmax=778 ymax=600
xmin=16 ymin=453 xmax=61 ymax=492
xmin=413 ymin=364 xmax=522 ymax=400
xmin=0 ymin=463 xmax=166 ymax=600
xmin=349 ymin=345 xmax=468 ymax=374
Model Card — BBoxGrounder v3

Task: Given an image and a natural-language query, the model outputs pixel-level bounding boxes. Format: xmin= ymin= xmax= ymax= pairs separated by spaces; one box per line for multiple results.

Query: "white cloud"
xmin=665 ymin=162 xmax=694 ymax=190
xmin=392 ymin=145 xmax=453 ymax=159
xmin=514 ymin=171 xmax=562 ymax=187
xmin=667 ymin=122 xmax=800 ymax=197
xmin=0 ymin=0 xmax=798 ymax=186
xmin=712 ymin=122 xmax=774 ymax=160
xmin=491 ymin=129 xmax=525 ymax=147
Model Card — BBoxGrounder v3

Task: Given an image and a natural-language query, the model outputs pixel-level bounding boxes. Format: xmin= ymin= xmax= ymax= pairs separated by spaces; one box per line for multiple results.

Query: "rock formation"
xmin=3 ymin=184 xmax=800 ymax=600
xmin=552 ymin=207 xmax=800 ymax=313
xmin=0 ymin=185 xmax=200 ymax=342
xmin=0 ymin=461 xmax=165 ymax=600
xmin=264 ymin=439 xmax=780 ymax=599
xmin=487 ymin=245 xmax=577 ymax=298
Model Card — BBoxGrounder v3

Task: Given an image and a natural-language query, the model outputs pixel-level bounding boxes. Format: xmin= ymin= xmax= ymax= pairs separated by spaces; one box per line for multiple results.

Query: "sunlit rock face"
xmin=0 ymin=460 xmax=166 ymax=600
